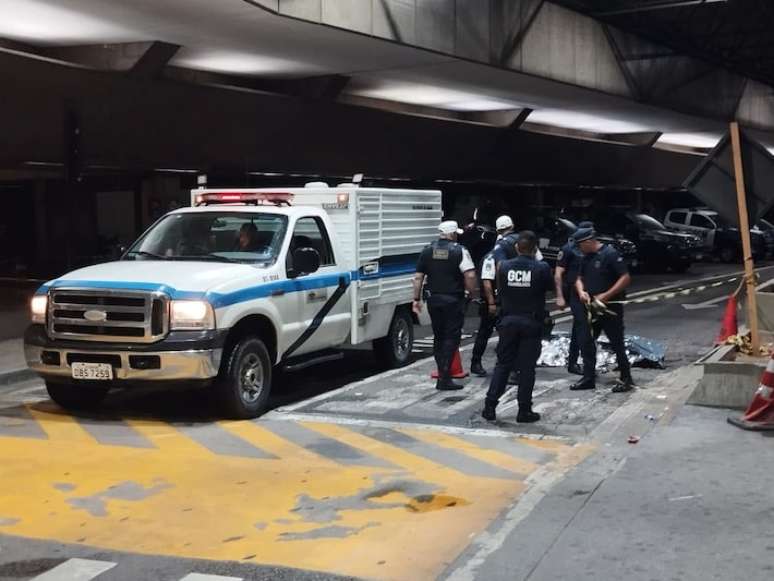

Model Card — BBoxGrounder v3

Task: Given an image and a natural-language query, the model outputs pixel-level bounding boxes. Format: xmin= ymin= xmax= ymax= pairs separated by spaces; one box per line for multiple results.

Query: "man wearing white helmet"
xmin=413 ymin=220 xmax=478 ymax=390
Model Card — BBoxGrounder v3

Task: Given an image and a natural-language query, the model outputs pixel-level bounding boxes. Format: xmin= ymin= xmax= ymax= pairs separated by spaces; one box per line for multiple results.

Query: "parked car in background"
xmin=753 ymin=218 xmax=774 ymax=258
xmin=664 ymin=208 xmax=767 ymax=262
xmin=589 ymin=212 xmax=703 ymax=273
xmin=536 ymin=217 xmax=638 ymax=269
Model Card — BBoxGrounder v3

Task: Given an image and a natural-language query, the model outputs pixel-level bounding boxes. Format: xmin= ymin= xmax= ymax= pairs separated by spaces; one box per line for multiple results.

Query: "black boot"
xmin=436 ymin=378 xmax=464 ymax=391
xmin=567 ymin=362 xmax=584 ymax=376
xmin=470 ymin=360 xmax=488 ymax=377
xmin=570 ymin=378 xmax=596 ymax=391
xmin=482 ymin=401 xmax=497 ymax=421
xmin=516 ymin=406 xmax=541 ymax=423
xmin=612 ymin=376 xmax=635 ymax=393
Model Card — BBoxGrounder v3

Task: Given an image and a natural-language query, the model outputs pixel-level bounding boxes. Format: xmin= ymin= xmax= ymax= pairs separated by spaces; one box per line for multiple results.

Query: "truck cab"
xmin=25 ymin=185 xmax=441 ymax=418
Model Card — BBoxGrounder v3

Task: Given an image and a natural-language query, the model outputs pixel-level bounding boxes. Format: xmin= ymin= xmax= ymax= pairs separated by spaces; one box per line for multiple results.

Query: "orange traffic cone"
xmin=431 ymin=350 xmax=469 ymax=379
xmin=728 ymin=353 xmax=774 ymax=431
xmin=715 ymin=294 xmax=738 ymax=344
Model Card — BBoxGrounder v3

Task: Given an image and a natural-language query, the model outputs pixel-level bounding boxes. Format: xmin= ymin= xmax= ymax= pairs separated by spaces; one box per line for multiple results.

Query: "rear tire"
xmin=217 ymin=336 xmax=273 ymax=419
xmin=45 ymin=380 xmax=108 ymax=411
xmin=374 ymin=308 xmax=414 ymax=368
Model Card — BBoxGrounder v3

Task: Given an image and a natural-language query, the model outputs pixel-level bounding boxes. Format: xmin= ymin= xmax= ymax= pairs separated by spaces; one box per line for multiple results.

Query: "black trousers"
xmin=428 ymin=294 xmax=466 ymax=381
xmin=472 ymin=303 xmax=497 ymax=363
xmin=485 ymin=315 xmax=543 ymax=408
xmin=577 ymin=302 xmax=631 ymax=383
xmin=568 ymin=292 xmax=599 ymax=367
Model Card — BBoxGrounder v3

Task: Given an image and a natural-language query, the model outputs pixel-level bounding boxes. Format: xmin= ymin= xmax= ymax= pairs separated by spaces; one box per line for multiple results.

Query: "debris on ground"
xmin=723 ymin=332 xmax=773 ymax=356
xmin=537 ymin=333 xmax=666 ymax=370
xmin=627 ymin=435 xmax=640 ymax=444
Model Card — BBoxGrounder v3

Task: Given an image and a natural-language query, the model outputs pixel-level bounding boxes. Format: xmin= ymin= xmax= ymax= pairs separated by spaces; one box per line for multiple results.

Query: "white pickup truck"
xmin=25 ymin=183 xmax=442 ymax=417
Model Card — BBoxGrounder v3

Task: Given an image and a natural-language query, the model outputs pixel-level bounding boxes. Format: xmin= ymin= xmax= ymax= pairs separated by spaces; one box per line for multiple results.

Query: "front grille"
xmin=48 ymin=288 xmax=169 ymax=343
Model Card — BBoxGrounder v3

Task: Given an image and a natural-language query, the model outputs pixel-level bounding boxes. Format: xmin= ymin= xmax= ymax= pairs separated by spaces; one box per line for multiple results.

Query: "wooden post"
xmin=729 ymin=121 xmax=760 ymax=352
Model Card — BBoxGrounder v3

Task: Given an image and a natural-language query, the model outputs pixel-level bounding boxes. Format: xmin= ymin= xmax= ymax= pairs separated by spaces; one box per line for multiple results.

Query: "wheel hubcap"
xmin=239 ymin=353 xmax=264 ymax=404
xmin=394 ymin=319 xmax=411 ymax=359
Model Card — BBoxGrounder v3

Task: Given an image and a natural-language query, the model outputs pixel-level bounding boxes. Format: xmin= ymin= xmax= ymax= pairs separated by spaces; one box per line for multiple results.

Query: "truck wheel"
xmin=218 ymin=336 xmax=272 ymax=419
xmin=45 ymin=381 xmax=108 ymax=411
xmin=374 ymin=308 xmax=414 ymax=368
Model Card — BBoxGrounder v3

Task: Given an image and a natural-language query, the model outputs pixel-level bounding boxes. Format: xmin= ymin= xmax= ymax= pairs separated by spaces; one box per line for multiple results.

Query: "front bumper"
xmin=24 ymin=325 xmax=226 ymax=382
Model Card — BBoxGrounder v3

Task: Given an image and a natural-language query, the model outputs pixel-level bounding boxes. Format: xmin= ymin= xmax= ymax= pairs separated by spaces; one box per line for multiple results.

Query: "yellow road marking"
xmin=125 ymin=419 xmax=210 ymax=457
xmin=399 ymin=428 xmax=540 ymax=476
xmin=218 ymin=420 xmax=342 ymax=468
xmin=0 ymin=415 xmax=590 ymax=581
xmin=27 ymin=404 xmax=96 ymax=444
xmin=300 ymin=421 xmax=485 ymax=480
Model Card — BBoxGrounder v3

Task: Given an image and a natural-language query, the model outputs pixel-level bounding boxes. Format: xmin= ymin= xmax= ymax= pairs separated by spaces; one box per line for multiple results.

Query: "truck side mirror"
xmin=291 ymin=247 xmax=320 ymax=277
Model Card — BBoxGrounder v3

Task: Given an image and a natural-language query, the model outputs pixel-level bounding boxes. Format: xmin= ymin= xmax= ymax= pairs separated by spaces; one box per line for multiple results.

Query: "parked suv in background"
xmin=664 ymin=208 xmax=767 ymax=262
xmin=536 ymin=217 xmax=638 ymax=269
xmin=589 ymin=212 xmax=703 ymax=273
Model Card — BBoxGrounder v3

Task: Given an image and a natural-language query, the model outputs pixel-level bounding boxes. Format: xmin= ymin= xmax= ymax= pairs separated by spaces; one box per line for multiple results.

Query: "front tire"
xmin=45 ymin=380 xmax=109 ymax=411
xmin=374 ymin=308 xmax=414 ymax=368
xmin=217 ymin=336 xmax=273 ymax=419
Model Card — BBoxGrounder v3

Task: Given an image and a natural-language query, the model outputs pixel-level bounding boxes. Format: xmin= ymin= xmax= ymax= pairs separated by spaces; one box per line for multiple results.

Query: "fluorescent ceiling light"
xmin=0 ymin=0 xmax=137 ymax=44
xmin=527 ymin=109 xmax=650 ymax=133
xmin=349 ymin=82 xmax=521 ymax=111
xmin=658 ymin=132 xmax=722 ymax=149
xmin=173 ymin=49 xmax=318 ymax=76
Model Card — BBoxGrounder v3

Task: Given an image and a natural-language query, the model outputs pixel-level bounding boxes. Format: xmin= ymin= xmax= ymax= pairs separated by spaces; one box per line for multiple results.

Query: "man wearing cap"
xmin=413 ymin=220 xmax=478 ymax=391
xmin=572 ymin=227 xmax=634 ymax=392
xmin=555 ymin=221 xmax=594 ymax=376
xmin=492 ymin=215 xmax=544 ymax=264
xmin=482 ymin=231 xmax=552 ymax=423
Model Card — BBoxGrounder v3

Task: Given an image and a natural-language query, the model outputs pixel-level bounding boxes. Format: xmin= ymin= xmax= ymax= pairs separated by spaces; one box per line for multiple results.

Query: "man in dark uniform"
xmin=482 ymin=231 xmax=553 ymax=423
xmin=572 ymin=227 xmax=635 ymax=392
xmin=413 ymin=220 xmax=477 ymax=391
xmin=554 ymin=221 xmax=593 ymax=376
xmin=470 ymin=248 xmax=497 ymax=376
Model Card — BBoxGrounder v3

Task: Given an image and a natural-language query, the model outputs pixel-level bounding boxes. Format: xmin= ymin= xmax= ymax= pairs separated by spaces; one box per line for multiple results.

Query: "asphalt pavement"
xmin=1 ymin=261 xmax=772 ymax=581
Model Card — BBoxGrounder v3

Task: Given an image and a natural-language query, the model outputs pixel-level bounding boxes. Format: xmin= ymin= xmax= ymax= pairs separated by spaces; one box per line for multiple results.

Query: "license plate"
xmin=71 ymin=362 xmax=113 ymax=381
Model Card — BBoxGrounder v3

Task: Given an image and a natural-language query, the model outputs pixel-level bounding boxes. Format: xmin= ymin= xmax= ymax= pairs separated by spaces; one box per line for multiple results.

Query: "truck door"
xmin=283 ymin=216 xmax=351 ymax=357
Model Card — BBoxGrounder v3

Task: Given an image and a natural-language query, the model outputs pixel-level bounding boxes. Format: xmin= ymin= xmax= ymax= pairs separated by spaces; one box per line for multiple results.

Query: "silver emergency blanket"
xmin=536 ymin=332 xmax=666 ymax=370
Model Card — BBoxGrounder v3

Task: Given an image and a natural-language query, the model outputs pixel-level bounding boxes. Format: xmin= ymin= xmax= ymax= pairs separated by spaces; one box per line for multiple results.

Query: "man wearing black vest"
xmin=482 ymin=231 xmax=553 ymax=423
xmin=413 ymin=220 xmax=477 ymax=391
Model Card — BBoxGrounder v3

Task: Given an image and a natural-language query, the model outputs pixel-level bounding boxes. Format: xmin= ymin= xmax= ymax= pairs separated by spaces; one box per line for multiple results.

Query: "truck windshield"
xmin=126 ymin=212 xmax=288 ymax=265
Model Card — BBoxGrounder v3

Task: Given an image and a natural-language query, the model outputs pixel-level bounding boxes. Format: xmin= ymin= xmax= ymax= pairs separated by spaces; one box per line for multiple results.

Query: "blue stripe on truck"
xmin=35 ymin=260 xmax=417 ymax=309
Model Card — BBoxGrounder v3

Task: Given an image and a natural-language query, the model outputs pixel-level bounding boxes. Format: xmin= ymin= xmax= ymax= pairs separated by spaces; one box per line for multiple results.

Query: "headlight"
xmin=31 ymin=295 xmax=48 ymax=324
xmin=170 ymin=300 xmax=215 ymax=330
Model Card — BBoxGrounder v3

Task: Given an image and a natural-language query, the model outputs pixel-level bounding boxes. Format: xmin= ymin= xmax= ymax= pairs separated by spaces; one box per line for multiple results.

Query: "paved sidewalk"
xmin=446 ymin=400 xmax=774 ymax=581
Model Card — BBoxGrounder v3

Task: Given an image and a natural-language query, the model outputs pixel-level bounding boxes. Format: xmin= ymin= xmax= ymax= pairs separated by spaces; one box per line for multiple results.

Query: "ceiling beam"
xmin=595 ymin=0 xmax=728 ymax=17
xmin=129 ymin=42 xmax=180 ymax=79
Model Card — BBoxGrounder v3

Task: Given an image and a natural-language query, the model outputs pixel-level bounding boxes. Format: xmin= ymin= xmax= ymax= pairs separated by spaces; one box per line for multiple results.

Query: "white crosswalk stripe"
xmin=32 ymin=558 xmax=116 ymax=581
xmin=179 ymin=574 xmax=243 ymax=581
xmin=28 ymin=559 xmax=245 ymax=581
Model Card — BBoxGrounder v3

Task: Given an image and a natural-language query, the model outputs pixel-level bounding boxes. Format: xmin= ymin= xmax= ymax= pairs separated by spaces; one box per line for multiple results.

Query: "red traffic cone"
xmin=715 ymin=294 xmax=738 ymax=344
xmin=728 ymin=354 xmax=774 ymax=431
xmin=431 ymin=350 xmax=469 ymax=379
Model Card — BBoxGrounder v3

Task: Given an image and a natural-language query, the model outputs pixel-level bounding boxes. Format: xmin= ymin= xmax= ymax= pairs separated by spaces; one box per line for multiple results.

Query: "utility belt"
xmin=500 ymin=309 xmax=554 ymax=338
